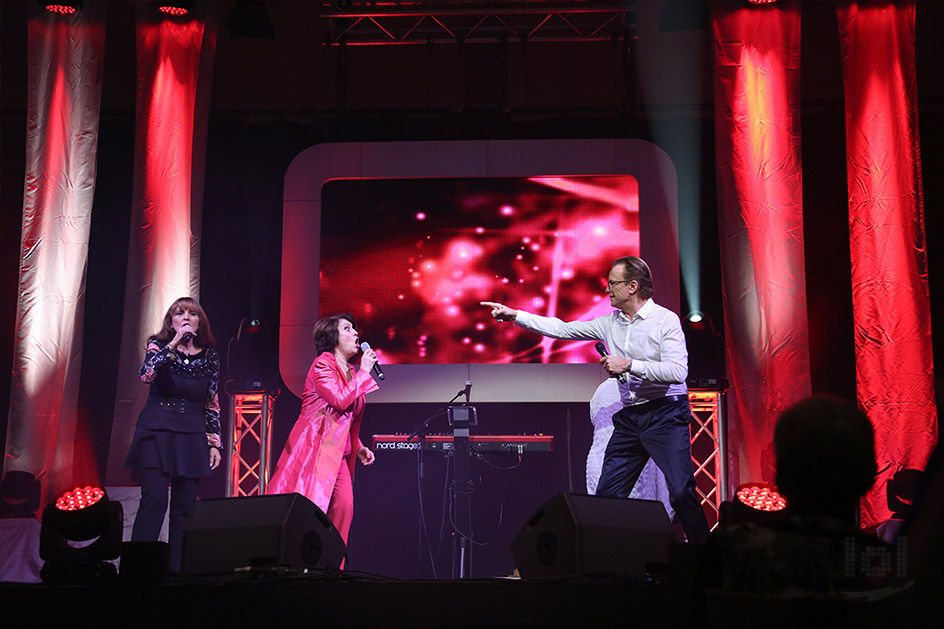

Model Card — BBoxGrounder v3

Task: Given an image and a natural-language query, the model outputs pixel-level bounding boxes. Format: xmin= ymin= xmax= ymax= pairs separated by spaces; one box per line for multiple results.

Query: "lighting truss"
xmin=321 ymin=1 xmax=637 ymax=46
xmin=688 ymin=388 xmax=727 ymax=531
xmin=225 ymin=392 xmax=276 ymax=497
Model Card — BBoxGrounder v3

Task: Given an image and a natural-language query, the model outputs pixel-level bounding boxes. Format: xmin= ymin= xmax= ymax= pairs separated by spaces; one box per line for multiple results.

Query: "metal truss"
xmin=225 ymin=391 xmax=277 ymax=498
xmin=321 ymin=1 xmax=637 ymax=46
xmin=688 ymin=388 xmax=728 ymax=531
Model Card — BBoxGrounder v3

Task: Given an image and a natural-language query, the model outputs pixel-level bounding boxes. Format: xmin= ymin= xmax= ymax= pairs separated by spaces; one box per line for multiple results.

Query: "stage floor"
xmin=0 ymin=571 xmax=930 ymax=629
xmin=1 ymin=574 xmax=692 ymax=627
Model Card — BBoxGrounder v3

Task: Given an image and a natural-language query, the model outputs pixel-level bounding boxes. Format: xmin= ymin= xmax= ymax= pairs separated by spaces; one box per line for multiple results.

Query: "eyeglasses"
xmin=606 ymin=279 xmax=631 ymax=289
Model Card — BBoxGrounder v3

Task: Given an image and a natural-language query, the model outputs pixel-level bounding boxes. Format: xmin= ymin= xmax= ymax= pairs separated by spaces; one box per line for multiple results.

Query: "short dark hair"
xmin=313 ymin=313 xmax=356 ymax=356
xmin=775 ymin=396 xmax=877 ymax=515
xmin=612 ymin=256 xmax=654 ymax=299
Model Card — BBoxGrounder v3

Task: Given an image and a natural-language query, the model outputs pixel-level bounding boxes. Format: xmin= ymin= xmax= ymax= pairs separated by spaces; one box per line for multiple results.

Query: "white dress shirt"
xmin=514 ymin=298 xmax=689 ymax=406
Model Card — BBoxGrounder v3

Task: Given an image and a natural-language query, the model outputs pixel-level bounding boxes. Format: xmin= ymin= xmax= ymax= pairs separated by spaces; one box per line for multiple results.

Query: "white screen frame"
xmin=281 ymin=139 xmax=679 ymax=402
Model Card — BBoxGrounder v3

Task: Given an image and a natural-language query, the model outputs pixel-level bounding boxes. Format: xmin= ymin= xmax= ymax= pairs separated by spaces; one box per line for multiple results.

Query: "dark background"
xmin=1 ymin=1 xmax=942 ymax=578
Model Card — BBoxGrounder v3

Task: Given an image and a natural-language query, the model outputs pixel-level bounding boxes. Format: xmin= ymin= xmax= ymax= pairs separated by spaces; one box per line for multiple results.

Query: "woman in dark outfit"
xmin=126 ymin=297 xmax=222 ymax=571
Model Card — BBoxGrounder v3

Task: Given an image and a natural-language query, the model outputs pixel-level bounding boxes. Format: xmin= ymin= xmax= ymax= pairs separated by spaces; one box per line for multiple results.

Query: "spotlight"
xmin=886 ymin=467 xmax=922 ymax=518
xmin=0 ymin=471 xmax=41 ymax=519
xmin=42 ymin=1 xmax=82 ymax=14
xmin=719 ymin=482 xmax=787 ymax=526
xmin=226 ymin=316 xmax=278 ymax=391
xmin=747 ymin=0 xmax=778 ymax=4
xmin=39 ymin=485 xmax=123 ymax=584
xmin=736 ymin=483 xmax=787 ymax=512
xmin=682 ymin=311 xmax=726 ymax=383
xmin=154 ymin=1 xmax=192 ymax=17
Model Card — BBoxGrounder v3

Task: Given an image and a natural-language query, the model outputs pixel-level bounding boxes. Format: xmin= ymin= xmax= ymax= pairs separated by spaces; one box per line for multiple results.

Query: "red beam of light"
xmin=6 ymin=8 xmax=105 ymax=511
xmin=105 ymin=8 xmax=211 ymax=484
xmin=138 ymin=18 xmax=203 ymax=296
xmin=837 ymin=1 xmax=937 ymax=530
xmin=711 ymin=1 xmax=811 ymax=490
xmin=529 ymin=176 xmax=640 ymax=213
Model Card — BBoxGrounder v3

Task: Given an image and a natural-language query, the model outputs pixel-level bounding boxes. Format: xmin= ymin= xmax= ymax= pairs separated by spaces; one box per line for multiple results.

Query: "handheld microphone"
xmin=594 ymin=341 xmax=627 ymax=384
xmin=360 ymin=342 xmax=385 ymax=380
xmin=181 ymin=332 xmax=193 ymax=344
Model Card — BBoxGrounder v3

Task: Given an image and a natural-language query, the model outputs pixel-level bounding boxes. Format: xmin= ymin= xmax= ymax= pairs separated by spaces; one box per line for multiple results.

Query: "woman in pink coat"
xmin=267 ymin=313 xmax=379 ymax=546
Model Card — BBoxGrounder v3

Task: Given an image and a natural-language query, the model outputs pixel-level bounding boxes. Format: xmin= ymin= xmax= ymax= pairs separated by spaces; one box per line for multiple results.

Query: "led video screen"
xmin=319 ymin=176 xmax=640 ymax=365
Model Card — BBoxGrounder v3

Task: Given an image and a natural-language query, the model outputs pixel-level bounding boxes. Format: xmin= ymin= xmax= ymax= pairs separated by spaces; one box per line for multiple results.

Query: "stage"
xmin=0 ymin=571 xmax=928 ymax=629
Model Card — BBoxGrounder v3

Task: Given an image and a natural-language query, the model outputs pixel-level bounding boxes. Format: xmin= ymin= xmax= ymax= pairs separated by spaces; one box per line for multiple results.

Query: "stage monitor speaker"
xmin=181 ymin=493 xmax=345 ymax=575
xmin=512 ymin=493 xmax=673 ymax=579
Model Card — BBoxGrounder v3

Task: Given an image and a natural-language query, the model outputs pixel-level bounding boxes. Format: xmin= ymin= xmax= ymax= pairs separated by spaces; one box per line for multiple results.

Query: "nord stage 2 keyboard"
xmin=372 ymin=434 xmax=554 ymax=454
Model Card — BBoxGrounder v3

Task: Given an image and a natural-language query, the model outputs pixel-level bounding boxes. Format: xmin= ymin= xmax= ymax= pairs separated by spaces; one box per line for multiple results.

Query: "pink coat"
xmin=267 ymin=352 xmax=379 ymax=512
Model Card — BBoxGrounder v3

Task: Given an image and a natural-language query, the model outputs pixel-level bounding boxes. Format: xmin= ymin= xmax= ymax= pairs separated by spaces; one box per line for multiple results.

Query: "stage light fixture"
xmin=719 ymin=482 xmax=787 ymax=527
xmin=682 ymin=312 xmax=725 ymax=383
xmin=226 ymin=316 xmax=279 ymax=391
xmin=154 ymin=1 xmax=192 ymax=17
xmin=886 ymin=467 xmax=922 ymax=518
xmin=42 ymin=1 xmax=83 ymax=14
xmin=736 ymin=482 xmax=787 ymax=512
xmin=0 ymin=471 xmax=41 ymax=519
xmin=39 ymin=485 xmax=124 ymax=584
xmin=747 ymin=0 xmax=778 ymax=4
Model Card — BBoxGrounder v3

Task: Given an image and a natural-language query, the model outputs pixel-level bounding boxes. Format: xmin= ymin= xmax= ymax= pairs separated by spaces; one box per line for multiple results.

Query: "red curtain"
xmin=105 ymin=5 xmax=217 ymax=483
xmin=836 ymin=1 xmax=937 ymax=529
xmin=3 ymin=3 xmax=105 ymax=505
xmin=710 ymin=1 xmax=811 ymax=488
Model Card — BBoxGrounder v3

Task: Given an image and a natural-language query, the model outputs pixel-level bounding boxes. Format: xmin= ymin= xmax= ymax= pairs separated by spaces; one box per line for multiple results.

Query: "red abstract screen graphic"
xmin=319 ymin=176 xmax=640 ymax=365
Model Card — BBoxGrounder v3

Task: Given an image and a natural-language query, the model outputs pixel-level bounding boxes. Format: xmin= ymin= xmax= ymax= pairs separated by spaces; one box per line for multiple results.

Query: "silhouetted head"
xmin=774 ymin=396 xmax=877 ymax=520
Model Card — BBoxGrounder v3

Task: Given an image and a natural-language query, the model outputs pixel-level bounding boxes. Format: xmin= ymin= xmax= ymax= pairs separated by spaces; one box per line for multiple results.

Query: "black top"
xmin=138 ymin=339 xmax=221 ymax=435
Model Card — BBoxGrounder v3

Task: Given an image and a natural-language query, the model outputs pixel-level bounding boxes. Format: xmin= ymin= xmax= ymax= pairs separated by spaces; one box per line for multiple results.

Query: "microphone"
xmin=463 ymin=380 xmax=472 ymax=404
xmin=360 ymin=342 xmax=385 ymax=380
xmin=181 ymin=332 xmax=193 ymax=344
xmin=594 ymin=341 xmax=627 ymax=384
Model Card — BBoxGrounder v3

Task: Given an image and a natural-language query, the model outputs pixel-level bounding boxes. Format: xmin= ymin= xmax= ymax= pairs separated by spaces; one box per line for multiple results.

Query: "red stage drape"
xmin=836 ymin=1 xmax=937 ymax=529
xmin=105 ymin=4 xmax=217 ymax=484
xmin=3 ymin=3 xmax=105 ymax=506
xmin=711 ymin=1 xmax=811 ymax=488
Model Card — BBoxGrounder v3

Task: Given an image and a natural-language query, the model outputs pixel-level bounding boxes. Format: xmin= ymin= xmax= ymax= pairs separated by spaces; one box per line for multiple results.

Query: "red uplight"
xmin=747 ymin=0 xmax=778 ymax=4
xmin=44 ymin=4 xmax=78 ymax=14
xmin=157 ymin=5 xmax=190 ymax=16
xmin=736 ymin=483 xmax=787 ymax=512
xmin=55 ymin=486 xmax=105 ymax=511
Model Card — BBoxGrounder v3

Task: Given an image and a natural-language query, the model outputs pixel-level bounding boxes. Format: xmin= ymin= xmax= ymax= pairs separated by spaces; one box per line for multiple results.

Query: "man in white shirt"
xmin=482 ymin=256 xmax=710 ymax=544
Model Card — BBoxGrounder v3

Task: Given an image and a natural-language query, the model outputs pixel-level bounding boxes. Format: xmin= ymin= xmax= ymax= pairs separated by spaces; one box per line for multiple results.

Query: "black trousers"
xmin=131 ymin=469 xmax=201 ymax=572
xmin=596 ymin=395 xmax=711 ymax=544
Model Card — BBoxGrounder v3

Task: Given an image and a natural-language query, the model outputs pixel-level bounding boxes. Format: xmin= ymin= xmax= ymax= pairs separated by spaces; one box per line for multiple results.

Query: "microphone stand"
xmin=408 ymin=386 xmax=467 ymax=578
